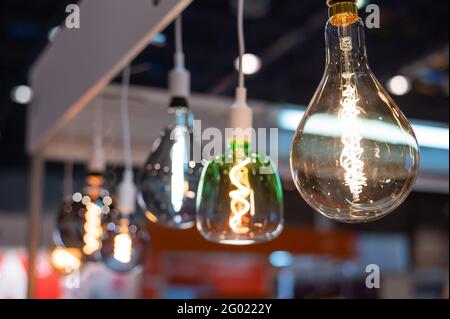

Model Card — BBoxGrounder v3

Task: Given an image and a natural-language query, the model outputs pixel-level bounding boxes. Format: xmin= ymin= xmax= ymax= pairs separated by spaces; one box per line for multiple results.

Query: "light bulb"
xmin=138 ymin=100 xmax=201 ymax=229
xmin=50 ymin=247 xmax=83 ymax=275
xmin=290 ymin=0 xmax=420 ymax=223
xmin=100 ymin=213 xmax=150 ymax=273
xmin=55 ymin=173 xmax=113 ymax=260
xmin=196 ymin=139 xmax=284 ymax=245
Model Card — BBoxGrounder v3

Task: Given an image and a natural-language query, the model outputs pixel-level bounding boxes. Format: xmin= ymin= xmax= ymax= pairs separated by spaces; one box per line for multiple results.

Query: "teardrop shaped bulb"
xmin=138 ymin=102 xmax=201 ymax=229
xmin=290 ymin=12 xmax=419 ymax=223
xmin=196 ymin=140 xmax=284 ymax=244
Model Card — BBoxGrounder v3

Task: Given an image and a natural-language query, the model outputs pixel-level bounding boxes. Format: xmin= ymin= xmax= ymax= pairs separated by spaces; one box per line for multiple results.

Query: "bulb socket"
xmin=327 ymin=0 xmax=358 ymax=18
xmin=327 ymin=0 xmax=359 ymax=26
xmin=326 ymin=0 xmax=357 ymax=6
xmin=169 ymin=96 xmax=189 ymax=109
xmin=86 ymin=173 xmax=104 ymax=187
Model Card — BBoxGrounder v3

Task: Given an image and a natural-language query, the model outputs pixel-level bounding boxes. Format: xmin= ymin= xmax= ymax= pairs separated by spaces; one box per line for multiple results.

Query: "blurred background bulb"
xmin=101 ymin=213 xmax=150 ymax=273
xmin=290 ymin=0 xmax=420 ymax=223
xmin=234 ymin=53 xmax=262 ymax=75
xmin=196 ymin=139 xmax=284 ymax=245
xmin=55 ymin=173 xmax=113 ymax=260
xmin=138 ymin=100 xmax=201 ymax=229
xmin=50 ymin=246 xmax=83 ymax=275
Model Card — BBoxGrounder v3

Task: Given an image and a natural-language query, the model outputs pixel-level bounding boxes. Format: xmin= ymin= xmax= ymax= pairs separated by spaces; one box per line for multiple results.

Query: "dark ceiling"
xmin=0 ymin=0 xmax=449 ymax=167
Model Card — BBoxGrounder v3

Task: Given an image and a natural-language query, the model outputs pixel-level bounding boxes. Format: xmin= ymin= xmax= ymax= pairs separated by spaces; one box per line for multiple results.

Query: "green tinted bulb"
xmin=196 ymin=140 xmax=284 ymax=245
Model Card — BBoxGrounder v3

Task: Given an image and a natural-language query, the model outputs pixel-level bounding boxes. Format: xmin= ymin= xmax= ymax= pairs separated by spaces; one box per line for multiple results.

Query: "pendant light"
xmin=138 ymin=15 xmax=201 ymax=229
xmin=54 ymin=102 xmax=113 ymax=262
xmin=290 ymin=0 xmax=420 ymax=223
xmin=100 ymin=65 xmax=150 ymax=273
xmin=50 ymin=162 xmax=83 ymax=275
xmin=196 ymin=0 xmax=284 ymax=245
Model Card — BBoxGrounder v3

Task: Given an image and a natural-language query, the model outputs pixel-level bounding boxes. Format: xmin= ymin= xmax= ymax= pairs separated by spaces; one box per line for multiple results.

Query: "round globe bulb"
xmin=100 ymin=213 xmax=150 ymax=273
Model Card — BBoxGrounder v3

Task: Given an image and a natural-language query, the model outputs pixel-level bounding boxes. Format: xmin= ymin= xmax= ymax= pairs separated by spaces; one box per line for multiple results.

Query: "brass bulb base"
xmin=327 ymin=0 xmax=359 ymax=26
xmin=326 ymin=0 xmax=357 ymax=7
xmin=328 ymin=2 xmax=358 ymax=17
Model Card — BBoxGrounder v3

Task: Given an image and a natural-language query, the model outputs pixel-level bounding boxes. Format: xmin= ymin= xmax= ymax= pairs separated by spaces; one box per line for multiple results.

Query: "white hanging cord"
xmin=237 ymin=0 xmax=245 ymax=90
xmin=120 ymin=65 xmax=133 ymax=175
xmin=118 ymin=65 xmax=136 ymax=215
xmin=169 ymin=14 xmax=190 ymax=98
xmin=94 ymin=96 xmax=103 ymax=139
xmin=229 ymin=0 xmax=252 ymax=135
xmin=89 ymin=96 xmax=106 ymax=173
xmin=175 ymin=15 xmax=183 ymax=58
xmin=174 ymin=14 xmax=185 ymax=69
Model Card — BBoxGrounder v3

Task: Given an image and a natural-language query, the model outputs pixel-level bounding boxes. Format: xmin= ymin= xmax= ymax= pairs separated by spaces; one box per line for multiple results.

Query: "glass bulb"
xmin=138 ymin=101 xmax=201 ymax=229
xmin=290 ymin=9 xmax=420 ymax=223
xmin=55 ymin=173 xmax=113 ymax=260
xmin=100 ymin=213 xmax=150 ymax=273
xmin=196 ymin=140 xmax=284 ymax=245
xmin=50 ymin=246 xmax=83 ymax=275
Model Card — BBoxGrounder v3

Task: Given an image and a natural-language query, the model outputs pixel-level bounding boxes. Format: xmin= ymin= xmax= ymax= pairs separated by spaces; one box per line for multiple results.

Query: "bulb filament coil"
xmin=339 ymin=79 xmax=367 ymax=202
xmin=113 ymin=230 xmax=132 ymax=264
xmin=83 ymin=202 xmax=103 ymax=255
xmin=229 ymin=157 xmax=254 ymax=233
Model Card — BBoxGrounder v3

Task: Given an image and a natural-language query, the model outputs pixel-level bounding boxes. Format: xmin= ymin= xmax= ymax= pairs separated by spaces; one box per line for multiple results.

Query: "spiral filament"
xmin=338 ymin=76 xmax=367 ymax=202
xmin=113 ymin=226 xmax=132 ymax=264
xmin=83 ymin=202 xmax=103 ymax=255
xmin=229 ymin=157 xmax=255 ymax=233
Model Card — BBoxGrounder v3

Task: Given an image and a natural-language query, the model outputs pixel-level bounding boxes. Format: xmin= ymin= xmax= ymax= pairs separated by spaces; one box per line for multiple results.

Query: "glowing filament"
xmin=171 ymin=126 xmax=187 ymax=212
xmin=113 ymin=230 xmax=132 ymax=264
xmin=339 ymin=77 xmax=367 ymax=202
xmin=83 ymin=202 xmax=103 ymax=255
xmin=229 ymin=157 xmax=254 ymax=233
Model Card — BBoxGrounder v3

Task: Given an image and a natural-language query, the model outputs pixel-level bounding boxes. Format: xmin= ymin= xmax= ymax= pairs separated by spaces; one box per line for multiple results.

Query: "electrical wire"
xmin=237 ymin=0 xmax=245 ymax=89
xmin=120 ymin=65 xmax=133 ymax=176
xmin=175 ymin=15 xmax=183 ymax=58
xmin=90 ymin=95 xmax=105 ymax=173
xmin=94 ymin=96 xmax=103 ymax=139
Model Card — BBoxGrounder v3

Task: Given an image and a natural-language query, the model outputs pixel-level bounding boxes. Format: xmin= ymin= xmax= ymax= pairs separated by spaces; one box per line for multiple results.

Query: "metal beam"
xmin=27 ymin=0 xmax=192 ymax=154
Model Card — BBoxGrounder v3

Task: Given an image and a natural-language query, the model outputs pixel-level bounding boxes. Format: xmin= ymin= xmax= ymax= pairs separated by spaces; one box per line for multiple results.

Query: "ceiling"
xmin=0 ymin=0 xmax=448 ymax=168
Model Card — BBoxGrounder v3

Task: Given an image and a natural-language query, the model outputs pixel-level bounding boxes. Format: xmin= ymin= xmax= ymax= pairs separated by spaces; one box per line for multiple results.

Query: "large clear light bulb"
xmin=290 ymin=0 xmax=420 ymax=223
xmin=196 ymin=139 xmax=284 ymax=245
xmin=55 ymin=173 xmax=113 ymax=260
xmin=101 ymin=213 xmax=150 ymax=273
xmin=138 ymin=100 xmax=201 ymax=229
